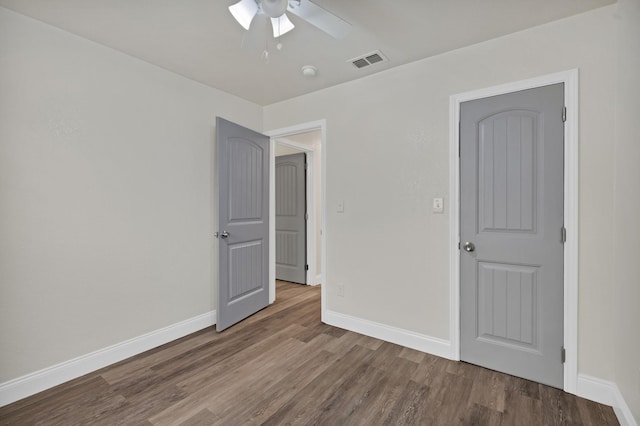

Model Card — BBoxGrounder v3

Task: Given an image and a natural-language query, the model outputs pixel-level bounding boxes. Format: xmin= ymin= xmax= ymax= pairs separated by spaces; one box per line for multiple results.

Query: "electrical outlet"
xmin=337 ymin=284 xmax=345 ymax=297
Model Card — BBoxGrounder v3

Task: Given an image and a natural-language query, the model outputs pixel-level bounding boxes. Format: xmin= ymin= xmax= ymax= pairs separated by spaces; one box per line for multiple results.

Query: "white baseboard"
xmin=577 ymin=374 xmax=616 ymax=405
xmin=304 ymin=275 xmax=322 ymax=286
xmin=577 ymin=374 xmax=637 ymax=426
xmin=611 ymin=385 xmax=638 ymax=426
xmin=323 ymin=309 xmax=452 ymax=360
xmin=0 ymin=310 xmax=216 ymax=408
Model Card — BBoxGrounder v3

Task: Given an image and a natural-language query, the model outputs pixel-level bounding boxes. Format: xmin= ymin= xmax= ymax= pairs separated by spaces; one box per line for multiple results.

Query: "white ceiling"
xmin=0 ymin=0 xmax=615 ymax=105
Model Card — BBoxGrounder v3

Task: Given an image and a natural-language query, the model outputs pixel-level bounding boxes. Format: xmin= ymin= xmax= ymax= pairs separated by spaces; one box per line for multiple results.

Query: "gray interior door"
xmin=275 ymin=153 xmax=307 ymax=284
xmin=216 ymin=117 xmax=269 ymax=332
xmin=460 ymin=84 xmax=565 ymax=388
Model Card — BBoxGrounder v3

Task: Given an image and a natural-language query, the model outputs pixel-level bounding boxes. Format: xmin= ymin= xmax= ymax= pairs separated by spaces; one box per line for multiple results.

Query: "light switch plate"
xmin=433 ymin=197 xmax=444 ymax=213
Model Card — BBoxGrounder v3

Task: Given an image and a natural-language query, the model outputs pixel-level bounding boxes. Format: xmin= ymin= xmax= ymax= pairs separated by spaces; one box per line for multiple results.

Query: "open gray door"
xmin=216 ymin=117 xmax=269 ymax=331
xmin=275 ymin=153 xmax=307 ymax=284
xmin=460 ymin=84 xmax=565 ymax=388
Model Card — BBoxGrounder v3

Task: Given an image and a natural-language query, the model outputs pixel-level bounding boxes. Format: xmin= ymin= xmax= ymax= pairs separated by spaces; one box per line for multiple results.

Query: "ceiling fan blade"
xmin=271 ymin=14 xmax=295 ymax=38
xmin=229 ymin=0 xmax=259 ymax=30
xmin=288 ymin=0 xmax=351 ymax=39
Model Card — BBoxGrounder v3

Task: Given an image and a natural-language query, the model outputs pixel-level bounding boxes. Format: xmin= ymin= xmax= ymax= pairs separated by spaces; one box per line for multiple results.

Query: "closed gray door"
xmin=216 ymin=117 xmax=269 ymax=331
xmin=460 ymin=84 xmax=565 ymax=388
xmin=275 ymin=153 xmax=307 ymax=284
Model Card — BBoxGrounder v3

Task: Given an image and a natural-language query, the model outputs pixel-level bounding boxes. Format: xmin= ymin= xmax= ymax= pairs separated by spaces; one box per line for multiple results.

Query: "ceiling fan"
xmin=228 ymin=0 xmax=351 ymax=39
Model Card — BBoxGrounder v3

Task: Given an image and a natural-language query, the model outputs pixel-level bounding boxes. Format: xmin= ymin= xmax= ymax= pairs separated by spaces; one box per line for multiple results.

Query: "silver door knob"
xmin=463 ymin=242 xmax=475 ymax=252
xmin=215 ymin=231 xmax=229 ymax=239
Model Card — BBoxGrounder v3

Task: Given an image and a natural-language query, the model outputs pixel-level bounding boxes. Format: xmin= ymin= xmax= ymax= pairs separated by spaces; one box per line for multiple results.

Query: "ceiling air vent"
xmin=349 ymin=50 xmax=388 ymax=70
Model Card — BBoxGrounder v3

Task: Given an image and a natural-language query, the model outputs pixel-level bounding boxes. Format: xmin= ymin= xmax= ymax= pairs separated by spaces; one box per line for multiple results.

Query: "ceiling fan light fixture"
xmin=261 ymin=0 xmax=289 ymax=18
xmin=229 ymin=0 xmax=259 ymax=30
xmin=228 ymin=0 xmax=352 ymax=40
xmin=271 ymin=14 xmax=295 ymax=37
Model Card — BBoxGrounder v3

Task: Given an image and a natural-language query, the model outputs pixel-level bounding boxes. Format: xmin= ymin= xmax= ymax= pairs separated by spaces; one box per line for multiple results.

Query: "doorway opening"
xmin=266 ymin=121 xmax=326 ymax=314
xmin=274 ymin=140 xmax=317 ymax=285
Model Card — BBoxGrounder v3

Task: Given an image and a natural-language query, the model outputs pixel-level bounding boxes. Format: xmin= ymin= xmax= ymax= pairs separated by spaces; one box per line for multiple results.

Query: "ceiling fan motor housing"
xmin=261 ymin=0 xmax=289 ymax=17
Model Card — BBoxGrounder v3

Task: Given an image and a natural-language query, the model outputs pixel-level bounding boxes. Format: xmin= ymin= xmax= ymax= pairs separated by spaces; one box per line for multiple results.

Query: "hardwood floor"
xmin=0 ymin=281 xmax=618 ymax=425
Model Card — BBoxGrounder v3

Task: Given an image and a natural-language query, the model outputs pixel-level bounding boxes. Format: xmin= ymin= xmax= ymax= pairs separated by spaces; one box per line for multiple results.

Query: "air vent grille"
xmin=366 ymin=53 xmax=383 ymax=64
xmin=348 ymin=50 xmax=388 ymax=70
xmin=352 ymin=58 xmax=369 ymax=69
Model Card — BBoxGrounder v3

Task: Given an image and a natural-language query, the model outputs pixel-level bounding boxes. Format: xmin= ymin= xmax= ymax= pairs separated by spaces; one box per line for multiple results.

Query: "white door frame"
xmin=274 ymin=138 xmax=318 ymax=286
xmin=449 ymin=69 xmax=579 ymax=394
xmin=265 ymin=120 xmax=326 ymax=314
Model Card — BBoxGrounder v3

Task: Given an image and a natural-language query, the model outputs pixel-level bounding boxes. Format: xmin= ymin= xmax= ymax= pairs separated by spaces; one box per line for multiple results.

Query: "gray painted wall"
xmin=0 ymin=7 xmax=262 ymax=382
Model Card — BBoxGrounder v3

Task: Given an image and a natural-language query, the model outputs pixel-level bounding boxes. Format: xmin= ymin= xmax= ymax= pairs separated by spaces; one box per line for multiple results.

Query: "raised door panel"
xmin=477 ymin=262 xmax=538 ymax=349
xmin=228 ymin=139 xmax=264 ymax=222
xmin=478 ymin=112 xmax=538 ymax=234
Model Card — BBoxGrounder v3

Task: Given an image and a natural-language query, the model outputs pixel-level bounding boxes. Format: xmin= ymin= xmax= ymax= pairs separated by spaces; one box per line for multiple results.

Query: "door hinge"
xmin=305 ymin=213 xmax=309 ymax=220
xmin=458 ymin=241 xmax=461 ymax=250
xmin=305 ymin=264 xmax=309 ymax=271
xmin=304 ymin=162 xmax=308 ymax=170
xmin=561 ymin=347 xmax=566 ymax=363
xmin=562 ymin=106 xmax=567 ymax=123
xmin=561 ymin=227 xmax=567 ymax=243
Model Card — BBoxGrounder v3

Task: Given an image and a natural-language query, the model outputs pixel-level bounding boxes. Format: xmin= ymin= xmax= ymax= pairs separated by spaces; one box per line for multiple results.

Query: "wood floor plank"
xmin=467 ymin=367 xmax=507 ymax=413
xmin=175 ymin=324 xmax=306 ymax=394
xmin=259 ymin=344 xmax=377 ymax=426
xmin=501 ymin=393 xmax=543 ymax=426
xmin=150 ymin=336 xmax=306 ymax=425
xmin=211 ymin=349 xmax=339 ymax=425
xmin=100 ymin=328 xmax=219 ymax=385
xmin=342 ymin=353 xmax=422 ymax=424
xmin=299 ymin=361 xmax=384 ymax=425
xmin=0 ymin=375 xmax=108 ymax=418
xmin=459 ymin=403 xmax=504 ymax=425
xmin=203 ymin=338 xmax=324 ymax=417
xmin=329 ymin=366 xmax=392 ymax=425
xmin=0 ymin=281 xmax=619 ymax=426
xmin=178 ymin=408 xmax=217 ymax=426
xmin=399 ymin=346 xmax=427 ymax=364
xmin=540 ymin=384 xmax=583 ymax=425
xmin=89 ymin=369 xmax=189 ymax=424
xmin=381 ymin=379 xmax=432 ymax=425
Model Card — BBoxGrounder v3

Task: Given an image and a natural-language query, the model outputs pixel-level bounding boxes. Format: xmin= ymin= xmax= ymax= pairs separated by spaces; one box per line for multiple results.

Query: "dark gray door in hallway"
xmin=275 ymin=153 xmax=307 ymax=284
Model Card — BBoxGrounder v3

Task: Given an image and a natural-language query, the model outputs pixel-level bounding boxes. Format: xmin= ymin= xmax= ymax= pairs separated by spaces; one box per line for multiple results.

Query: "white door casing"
xmin=266 ymin=121 xmax=327 ymax=312
xmin=449 ymin=69 xmax=579 ymax=394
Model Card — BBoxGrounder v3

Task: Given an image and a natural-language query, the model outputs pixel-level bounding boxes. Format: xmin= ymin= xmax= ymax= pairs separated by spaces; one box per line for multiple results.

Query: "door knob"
xmin=463 ymin=242 xmax=475 ymax=252
xmin=215 ymin=231 xmax=229 ymax=239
